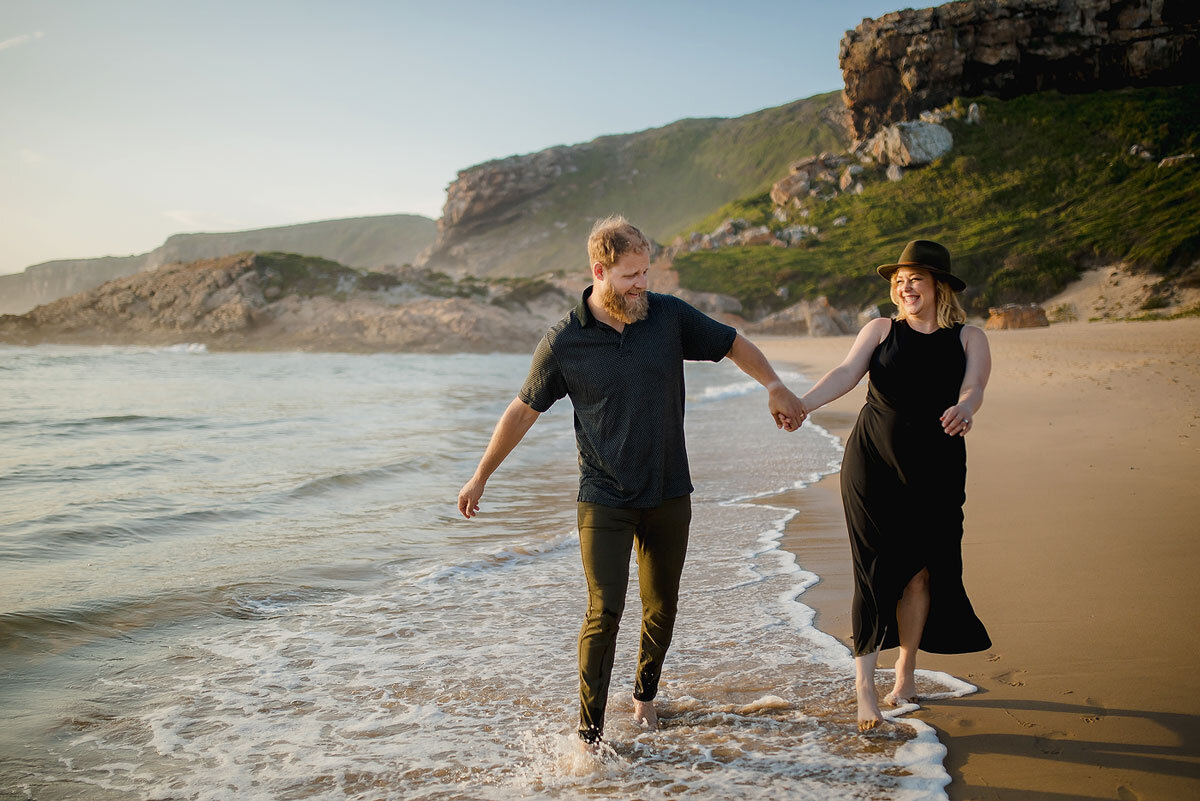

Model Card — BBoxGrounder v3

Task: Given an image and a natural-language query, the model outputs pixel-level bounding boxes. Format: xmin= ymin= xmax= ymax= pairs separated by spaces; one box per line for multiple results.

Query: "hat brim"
xmin=877 ymin=261 xmax=966 ymax=292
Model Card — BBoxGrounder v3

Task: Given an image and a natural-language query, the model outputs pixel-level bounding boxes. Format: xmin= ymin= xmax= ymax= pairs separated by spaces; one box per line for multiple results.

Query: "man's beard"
xmin=599 ymin=283 xmax=649 ymax=325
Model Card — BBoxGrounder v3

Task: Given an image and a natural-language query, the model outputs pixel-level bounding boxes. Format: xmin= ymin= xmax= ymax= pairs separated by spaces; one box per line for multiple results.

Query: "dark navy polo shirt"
xmin=518 ymin=287 xmax=737 ymax=508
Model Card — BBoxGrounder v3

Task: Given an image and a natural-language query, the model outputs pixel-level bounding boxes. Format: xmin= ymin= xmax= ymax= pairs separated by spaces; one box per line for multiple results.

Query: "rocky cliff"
xmin=416 ymin=92 xmax=849 ymax=278
xmin=0 ymin=252 xmax=572 ymax=353
xmin=840 ymin=0 xmax=1200 ymax=140
xmin=0 ymin=214 xmax=436 ymax=316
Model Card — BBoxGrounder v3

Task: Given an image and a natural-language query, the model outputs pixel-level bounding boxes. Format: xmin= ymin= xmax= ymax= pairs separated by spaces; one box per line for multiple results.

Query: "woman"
xmin=798 ymin=240 xmax=992 ymax=731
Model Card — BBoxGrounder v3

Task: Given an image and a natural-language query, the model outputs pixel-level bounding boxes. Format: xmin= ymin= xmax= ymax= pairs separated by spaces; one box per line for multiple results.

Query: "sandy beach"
xmin=758 ymin=317 xmax=1200 ymax=801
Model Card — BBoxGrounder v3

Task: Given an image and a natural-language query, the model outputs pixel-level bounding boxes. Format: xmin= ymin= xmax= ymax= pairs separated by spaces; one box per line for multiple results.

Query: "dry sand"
xmin=756 ymin=317 xmax=1200 ymax=801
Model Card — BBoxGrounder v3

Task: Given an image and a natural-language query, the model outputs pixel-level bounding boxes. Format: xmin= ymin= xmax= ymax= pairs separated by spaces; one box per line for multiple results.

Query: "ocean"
xmin=0 ymin=344 xmax=974 ymax=800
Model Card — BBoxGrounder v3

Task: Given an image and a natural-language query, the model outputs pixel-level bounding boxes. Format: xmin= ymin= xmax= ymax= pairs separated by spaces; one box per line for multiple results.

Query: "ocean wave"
xmin=286 ymin=454 xmax=454 ymax=500
xmin=409 ymin=528 xmax=581 ymax=585
xmin=688 ymin=369 xmax=807 ymax=404
xmin=0 ymin=503 xmax=262 ymax=561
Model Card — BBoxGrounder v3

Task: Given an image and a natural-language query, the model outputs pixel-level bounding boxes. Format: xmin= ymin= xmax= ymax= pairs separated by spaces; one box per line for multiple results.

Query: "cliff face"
xmin=417 ymin=92 xmax=850 ymax=278
xmin=0 ymin=252 xmax=572 ymax=354
xmin=840 ymin=0 xmax=1200 ymax=140
xmin=0 ymin=214 xmax=436 ymax=316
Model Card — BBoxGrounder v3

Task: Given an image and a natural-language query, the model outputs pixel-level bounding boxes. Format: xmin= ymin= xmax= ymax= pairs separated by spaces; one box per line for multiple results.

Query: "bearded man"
xmin=457 ymin=215 xmax=806 ymax=746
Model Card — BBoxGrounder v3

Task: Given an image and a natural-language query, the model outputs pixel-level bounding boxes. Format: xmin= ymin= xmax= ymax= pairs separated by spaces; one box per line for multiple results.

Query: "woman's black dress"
xmin=841 ymin=319 xmax=991 ymax=656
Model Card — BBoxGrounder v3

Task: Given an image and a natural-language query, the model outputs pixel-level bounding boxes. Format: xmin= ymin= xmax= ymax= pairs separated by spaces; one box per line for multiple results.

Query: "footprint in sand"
xmin=1034 ymin=731 xmax=1069 ymax=755
xmin=994 ymin=669 xmax=1026 ymax=688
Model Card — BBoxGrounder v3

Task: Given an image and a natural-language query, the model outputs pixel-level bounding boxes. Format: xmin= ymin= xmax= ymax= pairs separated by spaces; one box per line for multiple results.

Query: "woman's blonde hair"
xmin=890 ymin=269 xmax=966 ymax=328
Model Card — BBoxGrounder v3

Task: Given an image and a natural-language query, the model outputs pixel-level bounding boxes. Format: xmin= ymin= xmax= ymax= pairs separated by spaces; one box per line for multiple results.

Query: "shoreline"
xmin=760 ymin=318 xmax=1200 ymax=801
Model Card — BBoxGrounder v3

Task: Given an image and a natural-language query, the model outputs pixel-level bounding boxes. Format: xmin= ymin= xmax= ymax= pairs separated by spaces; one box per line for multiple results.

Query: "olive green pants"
xmin=576 ymin=494 xmax=691 ymax=743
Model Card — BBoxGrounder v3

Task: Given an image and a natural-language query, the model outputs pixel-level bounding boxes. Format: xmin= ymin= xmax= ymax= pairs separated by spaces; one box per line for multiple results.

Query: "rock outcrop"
xmin=0 ymin=214 xmax=437 ymax=316
xmin=745 ymin=296 xmax=858 ymax=336
xmin=840 ymin=0 xmax=1200 ymax=140
xmin=985 ymin=302 xmax=1050 ymax=329
xmin=0 ymin=253 xmax=571 ymax=353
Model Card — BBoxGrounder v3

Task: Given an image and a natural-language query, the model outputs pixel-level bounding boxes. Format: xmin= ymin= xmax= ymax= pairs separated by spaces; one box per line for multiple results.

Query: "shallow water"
xmin=0 ymin=344 xmax=972 ymax=800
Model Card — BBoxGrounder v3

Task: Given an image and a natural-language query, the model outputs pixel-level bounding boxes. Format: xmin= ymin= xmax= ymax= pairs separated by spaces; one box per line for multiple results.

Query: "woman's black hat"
xmin=877 ymin=240 xmax=966 ymax=292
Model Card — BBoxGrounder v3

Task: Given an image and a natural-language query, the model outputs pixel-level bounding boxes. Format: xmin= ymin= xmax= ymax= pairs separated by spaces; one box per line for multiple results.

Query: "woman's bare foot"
xmin=885 ymin=674 xmax=918 ymax=707
xmin=884 ymin=688 xmax=918 ymax=707
xmin=632 ymin=698 xmax=658 ymax=730
xmin=856 ymin=678 xmax=884 ymax=732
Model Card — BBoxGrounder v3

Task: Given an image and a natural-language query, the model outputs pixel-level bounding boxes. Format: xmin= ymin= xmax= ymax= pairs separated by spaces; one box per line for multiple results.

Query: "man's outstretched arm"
xmin=457 ymin=397 xmax=541 ymax=518
xmin=725 ymin=333 xmax=807 ymax=431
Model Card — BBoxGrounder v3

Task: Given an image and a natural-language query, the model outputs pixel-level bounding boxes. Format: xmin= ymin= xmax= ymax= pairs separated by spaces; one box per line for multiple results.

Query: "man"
xmin=457 ymin=215 xmax=806 ymax=746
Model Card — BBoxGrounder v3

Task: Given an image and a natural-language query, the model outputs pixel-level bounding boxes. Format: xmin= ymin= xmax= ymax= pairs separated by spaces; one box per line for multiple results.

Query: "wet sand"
xmin=757 ymin=317 xmax=1200 ymax=801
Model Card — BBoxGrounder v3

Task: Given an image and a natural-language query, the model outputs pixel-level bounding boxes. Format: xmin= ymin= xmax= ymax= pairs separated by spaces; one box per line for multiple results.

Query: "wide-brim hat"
xmin=877 ymin=240 xmax=966 ymax=292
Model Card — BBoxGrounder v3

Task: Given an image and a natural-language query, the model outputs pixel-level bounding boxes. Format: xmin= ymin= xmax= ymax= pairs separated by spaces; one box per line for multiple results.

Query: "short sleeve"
xmin=675 ymin=297 xmax=737 ymax=362
xmin=518 ymin=334 xmax=568 ymax=412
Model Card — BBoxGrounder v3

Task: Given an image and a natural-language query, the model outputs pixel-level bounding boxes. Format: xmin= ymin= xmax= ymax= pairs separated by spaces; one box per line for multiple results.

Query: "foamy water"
xmin=0 ymin=344 xmax=974 ymax=800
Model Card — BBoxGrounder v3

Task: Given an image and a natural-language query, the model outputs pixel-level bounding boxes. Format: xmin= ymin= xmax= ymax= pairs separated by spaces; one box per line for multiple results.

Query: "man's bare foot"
xmin=632 ymin=698 xmax=658 ymax=730
xmin=857 ymin=678 xmax=884 ymax=733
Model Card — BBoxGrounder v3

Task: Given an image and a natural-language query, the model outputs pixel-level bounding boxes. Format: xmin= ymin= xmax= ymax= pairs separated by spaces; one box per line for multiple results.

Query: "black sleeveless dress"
xmin=840 ymin=319 xmax=991 ymax=656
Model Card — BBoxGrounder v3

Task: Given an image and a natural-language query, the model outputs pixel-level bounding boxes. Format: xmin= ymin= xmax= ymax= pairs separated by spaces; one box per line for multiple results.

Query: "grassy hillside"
xmin=450 ymin=91 xmax=849 ymax=277
xmin=154 ymin=214 xmax=436 ymax=270
xmin=673 ymin=85 xmax=1200 ymax=315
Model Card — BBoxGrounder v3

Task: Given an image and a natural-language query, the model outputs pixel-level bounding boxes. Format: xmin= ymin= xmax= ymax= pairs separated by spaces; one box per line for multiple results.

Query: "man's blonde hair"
xmin=890 ymin=270 xmax=967 ymax=328
xmin=587 ymin=215 xmax=650 ymax=270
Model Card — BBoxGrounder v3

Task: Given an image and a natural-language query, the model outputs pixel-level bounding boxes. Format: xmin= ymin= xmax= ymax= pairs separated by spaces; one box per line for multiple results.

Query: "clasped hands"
xmin=769 ymin=385 xmax=808 ymax=432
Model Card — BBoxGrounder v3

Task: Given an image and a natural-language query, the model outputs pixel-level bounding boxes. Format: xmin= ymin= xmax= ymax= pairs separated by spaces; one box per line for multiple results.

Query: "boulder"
xmin=770 ymin=172 xmax=811 ymax=205
xmin=746 ymin=296 xmax=856 ymax=336
xmin=966 ymin=102 xmax=984 ymax=125
xmin=739 ymin=225 xmax=775 ymax=246
xmin=985 ymin=303 xmax=1050 ymax=329
xmin=673 ymin=289 xmax=743 ymax=315
xmin=839 ymin=164 xmax=864 ymax=190
xmin=779 ymin=224 xmax=818 ymax=242
xmin=886 ymin=164 xmax=905 ymax=182
xmin=869 ymin=121 xmax=954 ymax=166
xmin=1158 ymin=153 xmax=1196 ymax=168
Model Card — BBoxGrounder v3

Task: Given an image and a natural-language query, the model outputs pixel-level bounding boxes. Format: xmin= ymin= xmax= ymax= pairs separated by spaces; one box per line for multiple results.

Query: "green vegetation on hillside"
xmin=466 ymin=91 xmax=849 ymax=277
xmin=254 ymin=252 xmax=517 ymax=302
xmin=673 ymin=86 xmax=1200 ymax=315
xmin=257 ymin=252 xmax=380 ymax=297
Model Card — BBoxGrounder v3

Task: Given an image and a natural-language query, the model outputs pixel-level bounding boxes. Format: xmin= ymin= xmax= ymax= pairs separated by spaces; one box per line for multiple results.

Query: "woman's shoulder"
xmin=862 ymin=315 xmax=893 ymax=342
xmin=958 ymin=323 xmax=988 ymax=347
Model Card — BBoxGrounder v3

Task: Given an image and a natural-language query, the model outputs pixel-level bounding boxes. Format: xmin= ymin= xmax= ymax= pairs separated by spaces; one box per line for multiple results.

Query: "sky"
xmin=1 ymin=0 xmax=903 ymax=275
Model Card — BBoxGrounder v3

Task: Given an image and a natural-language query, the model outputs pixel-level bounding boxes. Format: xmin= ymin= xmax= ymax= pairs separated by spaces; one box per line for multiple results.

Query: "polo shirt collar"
xmin=577 ymin=286 xmax=596 ymax=328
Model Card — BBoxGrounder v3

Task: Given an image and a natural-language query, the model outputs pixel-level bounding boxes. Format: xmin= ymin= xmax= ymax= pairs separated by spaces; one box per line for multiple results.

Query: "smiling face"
xmin=890 ymin=266 xmax=936 ymax=320
xmin=595 ymin=249 xmax=650 ymax=324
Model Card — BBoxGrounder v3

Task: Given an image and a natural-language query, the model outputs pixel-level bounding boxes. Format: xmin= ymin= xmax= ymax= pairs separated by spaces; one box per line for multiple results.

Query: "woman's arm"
xmin=799 ymin=317 xmax=891 ymax=413
xmin=941 ymin=325 xmax=991 ymax=436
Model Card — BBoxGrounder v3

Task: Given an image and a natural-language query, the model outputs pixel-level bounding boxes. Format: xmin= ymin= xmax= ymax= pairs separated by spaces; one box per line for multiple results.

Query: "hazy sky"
xmin=1 ymin=0 xmax=902 ymax=275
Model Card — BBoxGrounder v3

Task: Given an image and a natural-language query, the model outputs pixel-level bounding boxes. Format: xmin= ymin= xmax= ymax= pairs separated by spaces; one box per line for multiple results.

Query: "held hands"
xmin=457 ymin=476 xmax=486 ymax=519
xmin=940 ymin=404 xmax=974 ymax=437
xmin=768 ymin=385 xmax=808 ymax=432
